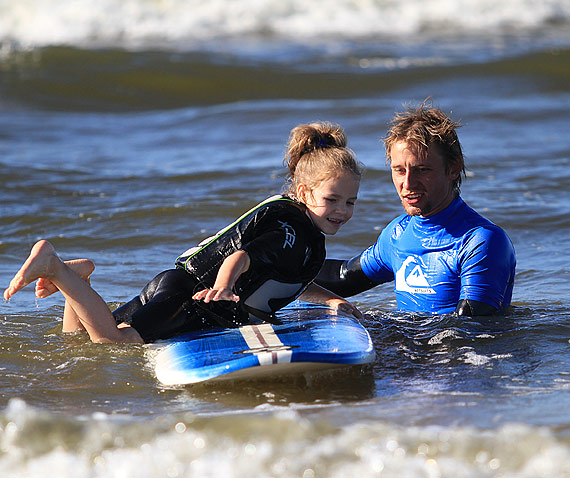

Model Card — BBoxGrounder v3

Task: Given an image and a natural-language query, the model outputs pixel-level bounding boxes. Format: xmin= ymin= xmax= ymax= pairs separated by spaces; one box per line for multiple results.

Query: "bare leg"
xmin=35 ymin=259 xmax=95 ymax=298
xmin=35 ymin=259 xmax=95 ymax=332
xmin=4 ymin=240 xmax=143 ymax=344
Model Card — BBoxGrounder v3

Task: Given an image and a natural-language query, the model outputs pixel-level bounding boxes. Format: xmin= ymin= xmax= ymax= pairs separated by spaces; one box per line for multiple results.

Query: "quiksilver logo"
xmin=395 ymin=256 xmax=436 ymax=294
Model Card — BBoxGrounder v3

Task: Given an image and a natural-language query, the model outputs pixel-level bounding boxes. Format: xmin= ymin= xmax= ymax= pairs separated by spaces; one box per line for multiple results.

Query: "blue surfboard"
xmin=152 ymin=302 xmax=375 ymax=386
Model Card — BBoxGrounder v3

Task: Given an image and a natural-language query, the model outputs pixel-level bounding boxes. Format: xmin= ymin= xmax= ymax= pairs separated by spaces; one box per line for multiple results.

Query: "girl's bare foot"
xmin=35 ymin=259 xmax=95 ymax=298
xmin=4 ymin=240 xmax=62 ymax=300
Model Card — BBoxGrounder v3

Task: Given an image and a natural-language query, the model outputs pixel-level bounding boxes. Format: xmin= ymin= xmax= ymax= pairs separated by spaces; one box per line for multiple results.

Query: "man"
xmin=316 ymin=102 xmax=516 ymax=316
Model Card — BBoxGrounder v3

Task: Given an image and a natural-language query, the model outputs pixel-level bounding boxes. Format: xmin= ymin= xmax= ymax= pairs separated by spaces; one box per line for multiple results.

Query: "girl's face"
xmin=297 ymin=171 xmax=360 ymax=235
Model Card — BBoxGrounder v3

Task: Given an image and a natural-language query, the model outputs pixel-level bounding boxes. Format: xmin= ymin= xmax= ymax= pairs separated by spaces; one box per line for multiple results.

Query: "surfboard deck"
xmin=151 ymin=302 xmax=375 ymax=386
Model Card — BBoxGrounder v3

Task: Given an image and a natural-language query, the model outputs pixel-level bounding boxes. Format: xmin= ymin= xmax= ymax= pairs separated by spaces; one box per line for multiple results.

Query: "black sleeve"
xmin=456 ymin=299 xmax=501 ymax=316
xmin=314 ymin=255 xmax=378 ymax=297
xmin=241 ymin=227 xmax=316 ymax=280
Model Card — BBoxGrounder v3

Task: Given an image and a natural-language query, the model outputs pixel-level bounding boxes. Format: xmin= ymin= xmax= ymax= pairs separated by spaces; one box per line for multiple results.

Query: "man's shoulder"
xmin=454 ymin=200 xmax=515 ymax=262
xmin=378 ymin=213 xmax=411 ymax=239
xmin=446 ymin=196 xmax=502 ymax=231
xmin=451 ymin=197 xmax=509 ymax=236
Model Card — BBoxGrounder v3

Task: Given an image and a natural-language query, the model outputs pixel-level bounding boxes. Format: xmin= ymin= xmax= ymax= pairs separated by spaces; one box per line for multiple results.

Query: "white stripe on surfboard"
xmin=239 ymin=323 xmax=293 ymax=366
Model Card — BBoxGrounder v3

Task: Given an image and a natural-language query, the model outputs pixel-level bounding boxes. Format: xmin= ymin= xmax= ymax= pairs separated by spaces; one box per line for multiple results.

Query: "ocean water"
xmin=1 ymin=0 xmax=570 ymax=476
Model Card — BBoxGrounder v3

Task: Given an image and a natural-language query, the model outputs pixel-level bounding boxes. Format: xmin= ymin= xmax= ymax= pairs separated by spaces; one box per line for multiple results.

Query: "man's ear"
xmin=448 ymin=161 xmax=462 ymax=180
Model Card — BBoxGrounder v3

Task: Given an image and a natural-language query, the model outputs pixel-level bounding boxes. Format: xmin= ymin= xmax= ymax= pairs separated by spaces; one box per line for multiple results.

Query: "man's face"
xmin=390 ymin=140 xmax=459 ymax=217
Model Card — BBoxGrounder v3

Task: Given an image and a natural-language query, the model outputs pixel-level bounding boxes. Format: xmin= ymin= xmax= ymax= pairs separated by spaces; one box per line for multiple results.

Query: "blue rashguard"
xmin=360 ymin=196 xmax=516 ymax=314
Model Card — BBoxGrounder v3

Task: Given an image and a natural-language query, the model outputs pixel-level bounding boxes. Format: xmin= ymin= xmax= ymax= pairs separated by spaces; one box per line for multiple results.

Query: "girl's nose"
xmin=335 ymin=202 xmax=347 ymax=214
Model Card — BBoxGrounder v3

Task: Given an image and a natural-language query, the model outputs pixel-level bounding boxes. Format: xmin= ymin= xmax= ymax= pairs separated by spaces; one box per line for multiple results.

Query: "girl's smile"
xmin=298 ymin=171 xmax=360 ymax=235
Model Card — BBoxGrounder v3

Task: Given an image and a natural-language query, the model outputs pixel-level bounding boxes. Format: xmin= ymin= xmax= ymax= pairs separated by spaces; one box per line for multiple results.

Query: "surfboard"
xmin=152 ymin=302 xmax=375 ymax=386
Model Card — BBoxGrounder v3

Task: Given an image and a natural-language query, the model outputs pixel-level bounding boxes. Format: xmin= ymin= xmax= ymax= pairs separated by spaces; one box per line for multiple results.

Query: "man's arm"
xmin=455 ymin=299 xmax=501 ymax=316
xmin=456 ymin=226 xmax=516 ymax=317
xmin=315 ymin=255 xmax=378 ymax=297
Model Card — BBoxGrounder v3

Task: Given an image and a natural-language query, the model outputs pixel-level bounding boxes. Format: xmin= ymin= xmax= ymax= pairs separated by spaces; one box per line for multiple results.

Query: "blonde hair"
xmin=283 ymin=122 xmax=362 ymax=197
xmin=384 ymin=99 xmax=466 ymax=192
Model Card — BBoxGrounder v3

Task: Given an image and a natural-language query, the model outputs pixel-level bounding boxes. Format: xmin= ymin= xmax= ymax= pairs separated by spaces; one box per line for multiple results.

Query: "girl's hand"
xmin=192 ymin=287 xmax=239 ymax=303
xmin=193 ymin=250 xmax=248 ymax=304
xmin=327 ymin=298 xmax=362 ymax=319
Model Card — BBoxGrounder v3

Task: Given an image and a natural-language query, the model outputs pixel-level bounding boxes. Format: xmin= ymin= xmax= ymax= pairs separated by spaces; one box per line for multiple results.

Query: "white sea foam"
xmin=1 ymin=0 xmax=569 ymax=50
xmin=2 ymin=399 xmax=570 ymax=478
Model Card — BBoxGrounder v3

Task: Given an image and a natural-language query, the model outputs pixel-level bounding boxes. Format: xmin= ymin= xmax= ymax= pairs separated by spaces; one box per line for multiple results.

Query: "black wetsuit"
xmin=112 ymin=196 xmax=325 ymax=342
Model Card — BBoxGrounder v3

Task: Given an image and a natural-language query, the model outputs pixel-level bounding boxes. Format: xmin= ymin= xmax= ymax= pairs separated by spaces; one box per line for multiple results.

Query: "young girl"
xmin=4 ymin=122 xmax=363 ymax=344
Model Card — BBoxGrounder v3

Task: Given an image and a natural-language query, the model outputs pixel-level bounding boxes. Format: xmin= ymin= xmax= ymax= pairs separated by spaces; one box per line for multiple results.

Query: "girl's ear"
xmin=297 ymin=183 xmax=308 ymax=203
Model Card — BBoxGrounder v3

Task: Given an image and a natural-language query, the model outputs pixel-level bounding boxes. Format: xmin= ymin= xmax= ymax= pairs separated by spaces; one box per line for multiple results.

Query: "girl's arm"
xmin=192 ymin=250 xmax=251 ymax=303
xmin=299 ymin=283 xmax=362 ymax=319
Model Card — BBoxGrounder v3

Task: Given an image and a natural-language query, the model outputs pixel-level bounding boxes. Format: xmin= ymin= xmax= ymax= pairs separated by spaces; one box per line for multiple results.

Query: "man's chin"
xmin=401 ymin=201 xmax=423 ymax=216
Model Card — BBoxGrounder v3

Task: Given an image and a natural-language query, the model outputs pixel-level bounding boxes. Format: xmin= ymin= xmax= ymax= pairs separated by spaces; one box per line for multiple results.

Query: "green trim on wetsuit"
xmin=176 ymin=195 xmax=300 ymax=270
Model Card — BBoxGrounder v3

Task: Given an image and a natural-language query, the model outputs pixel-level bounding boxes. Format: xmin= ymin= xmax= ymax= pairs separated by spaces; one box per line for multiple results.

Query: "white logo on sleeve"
xmin=396 ymin=256 xmax=436 ymax=294
xmin=278 ymin=221 xmax=296 ymax=248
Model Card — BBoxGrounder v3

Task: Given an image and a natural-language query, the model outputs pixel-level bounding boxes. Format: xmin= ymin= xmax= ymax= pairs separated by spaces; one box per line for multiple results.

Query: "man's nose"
xmin=403 ymin=170 xmax=417 ymax=190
